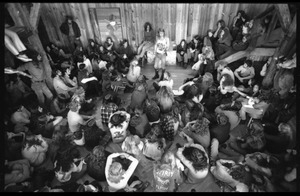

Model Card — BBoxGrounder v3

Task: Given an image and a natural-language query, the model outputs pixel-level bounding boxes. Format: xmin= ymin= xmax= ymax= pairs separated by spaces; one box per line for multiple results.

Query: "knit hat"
xmin=110 ymin=113 xmax=127 ymax=126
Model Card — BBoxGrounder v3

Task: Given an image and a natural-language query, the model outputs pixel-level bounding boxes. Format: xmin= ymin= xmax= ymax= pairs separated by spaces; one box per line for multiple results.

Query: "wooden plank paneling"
xmin=38 ymin=3 xmax=278 ymax=51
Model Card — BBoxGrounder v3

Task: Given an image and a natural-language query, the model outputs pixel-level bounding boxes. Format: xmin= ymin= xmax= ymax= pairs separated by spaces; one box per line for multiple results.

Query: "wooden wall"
xmin=38 ymin=3 xmax=273 ymax=50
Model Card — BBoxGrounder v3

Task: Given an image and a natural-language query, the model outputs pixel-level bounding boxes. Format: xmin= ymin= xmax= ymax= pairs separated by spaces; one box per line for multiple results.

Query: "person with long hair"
xmin=104 ymin=37 xmax=117 ymax=62
xmin=187 ymin=35 xmax=202 ymax=66
xmin=152 ymin=28 xmax=170 ymax=80
xmin=214 ymin=19 xmax=233 ymax=60
xmin=105 ymin=152 xmax=139 ymax=192
xmin=85 ymin=145 xmax=109 ymax=182
xmin=136 ymin=22 xmax=156 ymax=60
xmin=156 ymin=86 xmax=174 ymax=114
xmin=176 ymin=39 xmax=188 ymax=68
xmin=52 ymin=68 xmax=77 ymax=99
xmin=54 ymin=145 xmax=86 ymax=183
xmin=21 ymin=134 xmax=49 ymax=167
xmin=176 ymin=142 xmax=209 ymax=183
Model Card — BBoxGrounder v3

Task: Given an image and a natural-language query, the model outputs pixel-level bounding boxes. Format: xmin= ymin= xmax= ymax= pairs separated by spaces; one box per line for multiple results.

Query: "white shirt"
xmin=67 ymin=110 xmax=84 ymax=133
xmin=155 ymin=37 xmax=170 ymax=54
xmin=158 ymin=79 xmax=174 ymax=90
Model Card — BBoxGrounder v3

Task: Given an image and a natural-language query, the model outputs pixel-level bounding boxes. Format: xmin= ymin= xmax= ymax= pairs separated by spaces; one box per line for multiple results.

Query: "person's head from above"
xmin=106 ymin=37 xmax=113 ymax=44
xmin=252 ymin=84 xmax=260 ymax=94
xmin=237 ymin=10 xmax=246 ymax=19
xmin=163 ymin=71 xmax=171 ymax=81
xmin=130 ymin=58 xmax=139 ymax=67
xmin=69 ymin=99 xmax=81 ymax=112
xmin=79 ymin=63 xmax=86 ymax=71
xmin=55 ymin=69 xmax=62 ymax=77
xmin=109 ymin=161 xmax=125 ymax=179
xmin=183 ymin=146 xmax=208 ymax=171
xmin=66 ymin=15 xmax=73 ymax=24
xmin=23 ymin=134 xmax=43 ymax=148
xmin=278 ymin=123 xmax=292 ymax=136
xmin=216 ymin=60 xmax=228 ymax=72
xmin=122 ymin=39 xmax=128 ymax=48
xmin=202 ymin=72 xmax=214 ymax=87
xmin=73 ymin=130 xmax=83 ymax=140
xmin=243 ymin=59 xmax=253 ymax=68
xmin=161 ymin=151 xmax=176 ymax=168
xmin=180 ymin=39 xmax=187 ymax=47
xmin=249 ymin=19 xmax=254 ymax=28
xmin=221 ymin=73 xmax=234 ymax=87
xmin=83 ymin=54 xmax=88 ymax=61
xmin=217 ymin=19 xmax=226 ymax=29
xmin=110 ymin=111 xmax=128 ymax=128
xmin=193 ymin=35 xmax=200 ymax=43
xmin=144 ymin=22 xmax=152 ymax=32
xmin=157 ymin=86 xmax=174 ymax=100
xmin=217 ymin=112 xmax=229 ymax=125
xmin=207 ymin=29 xmax=213 ymax=37
xmin=158 ymin=28 xmax=165 ymax=38
xmin=92 ymin=145 xmax=106 ymax=160
xmin=46 ymin=45 xmax=51 ymax=52
xmin=107 ymin=62 xmax=114 ymax=71
xmin=96 ymin=44 xmax=102 ymax=51
xmin=88 ymin=39 xmax=95 ymax=47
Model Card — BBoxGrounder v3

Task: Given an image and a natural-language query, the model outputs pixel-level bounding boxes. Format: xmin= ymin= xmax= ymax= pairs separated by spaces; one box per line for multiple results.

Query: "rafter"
xmin=275 ymin=4 xmax=291 ymax=33
xmin=29 ymin=3 xmax=41 ymax=30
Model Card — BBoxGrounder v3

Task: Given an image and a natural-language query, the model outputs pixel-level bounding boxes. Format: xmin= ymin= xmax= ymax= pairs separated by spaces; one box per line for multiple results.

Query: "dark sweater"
xmin=60 ymin=21 xmax=81 ymax=38
xmin=210 ymin=122 xmax=231 ymax=144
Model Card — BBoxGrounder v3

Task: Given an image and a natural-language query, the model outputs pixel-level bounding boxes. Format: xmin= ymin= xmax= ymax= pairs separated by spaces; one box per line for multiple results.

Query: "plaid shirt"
xmin=100 ymin=103 xmax=118 ymax=125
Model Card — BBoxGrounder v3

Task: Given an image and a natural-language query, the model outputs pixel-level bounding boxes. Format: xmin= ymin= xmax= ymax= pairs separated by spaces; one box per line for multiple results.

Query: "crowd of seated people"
xmin=4 ymin=14 xmax=297 ymax=193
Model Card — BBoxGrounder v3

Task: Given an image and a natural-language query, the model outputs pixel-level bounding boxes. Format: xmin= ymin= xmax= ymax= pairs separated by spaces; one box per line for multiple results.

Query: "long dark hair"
xmin=221 ymin=73 xmax=234 ymax=87
xmin=182 ymin=146 xmax=208 ymax=171
xmin=217 ymin=19 xmax=226 ymax=29
xmin=179 ymin=39 xmax=187 ymax=50
xmin=144 ymin=22 xmax=153 ymax=32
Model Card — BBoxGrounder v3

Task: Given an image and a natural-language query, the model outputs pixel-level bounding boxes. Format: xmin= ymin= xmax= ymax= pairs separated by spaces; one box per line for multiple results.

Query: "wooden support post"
xmin=261 ymin=47 xmax=280 ymax=88
xmin=254 ymin=5 xmax=275 ymax=20
xmin=29 ymin=3 xmax=41 ymax=30
xmin=275 ymin=4 xmax=291 ymax=33
xmin=266 ymin=11 xmax=278 ymax=40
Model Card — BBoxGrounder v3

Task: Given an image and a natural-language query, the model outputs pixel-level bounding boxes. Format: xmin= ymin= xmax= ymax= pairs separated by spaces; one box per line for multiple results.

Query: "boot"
xmin=159 ymin=69 xmax=165 ymax=81
xmin=152 ymin=69 xmax=159 ymax=80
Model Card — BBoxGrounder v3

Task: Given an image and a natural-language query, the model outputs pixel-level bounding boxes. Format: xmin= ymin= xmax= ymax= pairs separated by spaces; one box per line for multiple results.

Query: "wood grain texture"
xmin=31 ymin=3 xmax=275 ymax=50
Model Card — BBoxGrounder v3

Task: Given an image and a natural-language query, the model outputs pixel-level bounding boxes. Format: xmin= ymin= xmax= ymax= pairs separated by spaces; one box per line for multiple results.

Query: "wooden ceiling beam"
xmin=275 ymin=4 xmax=291 ymax=33
xmin=29 ymin=3 xmax=41 ymax=30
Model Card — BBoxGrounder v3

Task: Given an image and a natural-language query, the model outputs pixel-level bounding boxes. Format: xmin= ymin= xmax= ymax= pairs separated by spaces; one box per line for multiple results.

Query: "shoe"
xmin=152 ymin=70 xmax=159 ymax=80
xmin=135 ymin=181 xmax=150 ymax=192
xmin=16 ymin=55 xmax=32 ymax=62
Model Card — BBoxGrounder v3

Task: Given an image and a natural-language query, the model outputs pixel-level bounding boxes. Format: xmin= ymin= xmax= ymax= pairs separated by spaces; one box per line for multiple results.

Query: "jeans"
xmin=137 ymin=41 xmax=154 ymax=58
xmin=154 ymin=53 xmax=166 ymax=69
xmin=31 ymin=82 xmax=53 ymax=106
xmin=187 ymin=50 xmax=200 ymax=62
xmin=5 ymin=28 xmax=27 ymax=56
xmin=176 ymin=53 xmax=188 ymax=63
